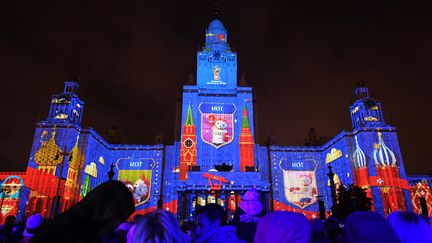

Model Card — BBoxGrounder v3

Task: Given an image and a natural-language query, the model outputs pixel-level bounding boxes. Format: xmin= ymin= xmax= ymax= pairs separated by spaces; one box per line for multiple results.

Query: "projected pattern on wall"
xmin=1 ymin=17 xmax=420 ymax=223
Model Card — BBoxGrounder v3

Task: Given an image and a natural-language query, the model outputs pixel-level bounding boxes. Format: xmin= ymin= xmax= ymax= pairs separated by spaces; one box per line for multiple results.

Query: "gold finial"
xmin=374 ymin=143 xmax=380 ymax=150
xmin=377 ymin=128 xmax=382 ymax=138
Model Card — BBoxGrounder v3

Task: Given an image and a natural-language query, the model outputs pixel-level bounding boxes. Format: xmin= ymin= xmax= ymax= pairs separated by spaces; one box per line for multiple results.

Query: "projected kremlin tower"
xmin=1 ymin=15 xmax=427 ymax=225
xmin=179 ymin=105 xmax=197 ymax=180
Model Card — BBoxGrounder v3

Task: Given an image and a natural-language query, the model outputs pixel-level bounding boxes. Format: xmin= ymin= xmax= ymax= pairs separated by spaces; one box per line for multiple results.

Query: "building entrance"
xmin=178 ymin=189 xmax=266 ymax=223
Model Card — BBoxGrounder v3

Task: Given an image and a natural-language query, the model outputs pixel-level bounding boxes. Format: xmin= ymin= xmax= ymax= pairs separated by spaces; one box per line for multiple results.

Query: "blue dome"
xmin=205 ymin=19 xmax=228 ymax=51
xmin=208 ymin=19 xmax=225 ymax=30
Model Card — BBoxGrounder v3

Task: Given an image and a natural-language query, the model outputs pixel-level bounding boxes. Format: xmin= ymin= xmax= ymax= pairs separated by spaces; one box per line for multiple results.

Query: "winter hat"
xmin=126 ymin=225 xmax=136 ymax=243
xmin=387 ymin=211 xmax=432 ymax=243
xmin=239 ymin=188 xmax=263 ymax=216
xmin=310 ymin=218 xmax=325 ymax=234
xmin=23 ymin=214 xmax=43 ymax=237
xmin=344 ymin=211 xmax=400 ymax=243
xmin=116 ymin=222 xmax=133 ymax=232
xmin=254 ymin=211 xmax=311 ymax=243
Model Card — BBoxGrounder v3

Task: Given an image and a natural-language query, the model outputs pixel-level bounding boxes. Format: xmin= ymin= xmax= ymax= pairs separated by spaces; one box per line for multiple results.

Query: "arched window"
xmin=35 ymin=198 xmax=44 ymax=214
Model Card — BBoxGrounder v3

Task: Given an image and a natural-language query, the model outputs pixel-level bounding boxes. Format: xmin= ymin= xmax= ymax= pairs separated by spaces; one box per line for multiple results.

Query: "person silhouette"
xmin=32 ymin=180 xmax=135 ymax=243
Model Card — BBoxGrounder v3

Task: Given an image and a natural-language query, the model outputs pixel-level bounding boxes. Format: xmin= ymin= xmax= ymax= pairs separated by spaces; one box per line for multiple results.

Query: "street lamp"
xmin=107 ymin=164 xmax=115 ymax=181
xmin=316 ymin=195 xmax=326 ymax=220
xmin=327 ymin=165 xmax=337 ymax=207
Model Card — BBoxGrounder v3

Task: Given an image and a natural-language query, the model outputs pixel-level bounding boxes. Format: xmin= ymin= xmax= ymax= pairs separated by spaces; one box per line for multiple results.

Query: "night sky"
xmin=1 ymin=1 xmax=431 ymax=174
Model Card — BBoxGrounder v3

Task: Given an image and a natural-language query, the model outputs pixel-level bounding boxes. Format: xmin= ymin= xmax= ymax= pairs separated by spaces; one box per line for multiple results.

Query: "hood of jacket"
xmin=196 ymin=225 xmax=244 ymax=243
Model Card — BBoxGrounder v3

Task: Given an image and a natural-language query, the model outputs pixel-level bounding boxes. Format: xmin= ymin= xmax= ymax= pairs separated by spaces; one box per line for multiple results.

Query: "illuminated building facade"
xmin=408 ymin=175 xmax=432 ymax=216
xmin=1 ymin=17 xmax=428 ymax=223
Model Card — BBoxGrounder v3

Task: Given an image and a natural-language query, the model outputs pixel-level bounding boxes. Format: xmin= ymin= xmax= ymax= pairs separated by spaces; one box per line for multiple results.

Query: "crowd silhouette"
xmin=0 ymin=181 xmax=430 ymax=243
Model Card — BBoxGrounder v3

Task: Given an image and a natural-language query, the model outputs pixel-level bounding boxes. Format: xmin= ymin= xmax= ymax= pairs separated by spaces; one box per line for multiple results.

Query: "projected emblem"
xmin=280 ymin=159 xmax=318 ymax=209
xmin=213 ymin=65 xmax=221 ymax=81
xmin=206 ymin=65 xmax=227 ymax=85
xmin=0 ymin=176 xmax=24 ymax=217
xmin=0 ymin=176 xmax=23 ymax=199
xmin=116 ymin=158 xmax=155 ymax=206
xmin=199 ymin=103 xmax=236 ymax=148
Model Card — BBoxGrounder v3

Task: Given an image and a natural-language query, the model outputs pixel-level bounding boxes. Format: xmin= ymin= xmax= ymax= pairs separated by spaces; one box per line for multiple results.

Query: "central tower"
xmin=197 ymin=19 xmax=237 ymax=89
xmin=179 ymin=18 xmax=255 ymax=180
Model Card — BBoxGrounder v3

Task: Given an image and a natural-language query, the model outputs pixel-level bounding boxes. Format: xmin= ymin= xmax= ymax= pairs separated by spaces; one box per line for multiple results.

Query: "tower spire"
xmin=185 ymin=104 xmax=194 ymax=126
xmin=64 ymin=81 xmax=79 ymax=94
xmin=242 ymin=105 xmax=250 ymax=129
xmin=239 ymin=104 xmax=254 ymax=171
xmin=45 ymin=82 xmax=84 ymax=124
xmin=349 ymin=81 xmax=386 ymax=129
xmin=180 ymin=104 xmax=197 ymax=180
xmin=213 ymin=0 xmax=221 ymax=19
xmin=355 ymin=80 xmax=369 ymax=98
